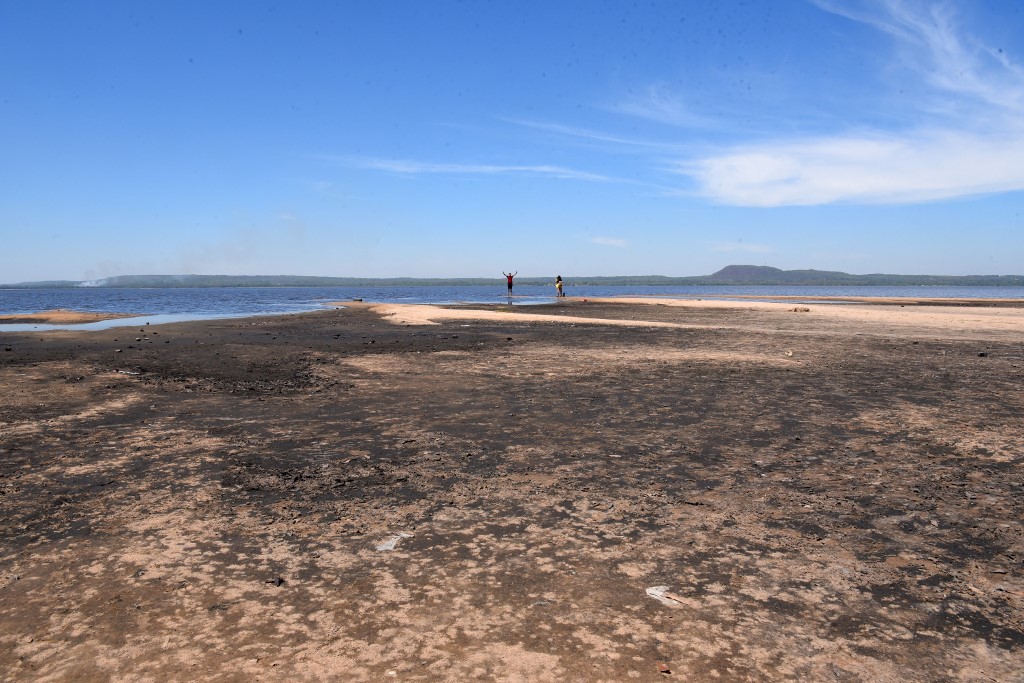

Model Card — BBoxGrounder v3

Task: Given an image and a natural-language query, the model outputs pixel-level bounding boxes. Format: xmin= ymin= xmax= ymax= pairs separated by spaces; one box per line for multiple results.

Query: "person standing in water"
xmin=503 ymin=271 xmax=517 ymax=297
xmin=555 ymin=275 xmax=564 ymax=297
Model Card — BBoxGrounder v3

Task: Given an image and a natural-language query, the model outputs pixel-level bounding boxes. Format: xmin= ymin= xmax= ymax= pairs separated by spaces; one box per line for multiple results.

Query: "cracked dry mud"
xmin=1 ymin=300 xmax=1022 ymax=682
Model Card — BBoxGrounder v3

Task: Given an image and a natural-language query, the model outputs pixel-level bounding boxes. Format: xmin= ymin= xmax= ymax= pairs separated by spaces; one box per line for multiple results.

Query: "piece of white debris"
xmin=646 ymin=586 xmax=687 ymax=607
xmin=375 ymin=532 xmax=414 ymax=551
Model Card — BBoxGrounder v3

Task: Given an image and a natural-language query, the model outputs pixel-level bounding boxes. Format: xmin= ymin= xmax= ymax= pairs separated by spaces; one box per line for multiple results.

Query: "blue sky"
xmin=2 ymin=0 xmax=1023 ymax=281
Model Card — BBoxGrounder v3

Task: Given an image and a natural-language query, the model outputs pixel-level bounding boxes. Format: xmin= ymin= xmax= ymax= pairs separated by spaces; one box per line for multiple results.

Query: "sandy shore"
xmin=345 ymin=296 xmax=1024 ymax=340
xmin=1 ymin=299 xmax=1022 ymax=681
xmin=0 ymin=309 xmax=138 ymax=325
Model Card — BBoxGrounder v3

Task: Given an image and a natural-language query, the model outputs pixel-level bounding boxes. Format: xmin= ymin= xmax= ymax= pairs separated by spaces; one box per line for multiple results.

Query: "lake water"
xmin=2 ymin=284 xmax=1023 ymax=331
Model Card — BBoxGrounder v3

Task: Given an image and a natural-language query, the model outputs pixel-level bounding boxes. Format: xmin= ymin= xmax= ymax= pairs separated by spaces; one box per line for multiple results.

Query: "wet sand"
xmin=1 ymin=299 xmax=1022 ymax=681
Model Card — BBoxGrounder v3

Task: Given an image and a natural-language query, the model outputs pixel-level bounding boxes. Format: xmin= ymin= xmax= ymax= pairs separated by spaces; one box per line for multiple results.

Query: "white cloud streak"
xmin=502 ymin=117 xmax=679 ymax=150
xmin=685 ymin=130 xmax=1024 ymax=206
xmin=679 ymin=0 xmax=1024 ymax=206
xmin=592 ymin=236 xmax=628 ymax=248
xmin=336 ymin=156 xmax=620 ymax=183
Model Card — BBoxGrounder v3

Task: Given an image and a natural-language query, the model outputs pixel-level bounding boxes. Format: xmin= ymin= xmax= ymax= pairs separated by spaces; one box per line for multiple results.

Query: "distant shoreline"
xmin=6 ymin=265 xmax=1024 ymax=289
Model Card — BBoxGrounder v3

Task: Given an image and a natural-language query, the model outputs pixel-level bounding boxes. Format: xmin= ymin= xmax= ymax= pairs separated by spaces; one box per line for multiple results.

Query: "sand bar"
xmin=0 ymin=308 xmax=138 ymax=325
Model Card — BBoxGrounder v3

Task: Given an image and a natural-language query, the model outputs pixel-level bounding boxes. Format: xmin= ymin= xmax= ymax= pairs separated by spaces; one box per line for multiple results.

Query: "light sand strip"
xmin=333 ymin=298 xmax=1024 ymax=338
xmin=591 ymin=296 xmax=1024 ymax=335
xmin=362 ymin=302 xmax=689 ymax=328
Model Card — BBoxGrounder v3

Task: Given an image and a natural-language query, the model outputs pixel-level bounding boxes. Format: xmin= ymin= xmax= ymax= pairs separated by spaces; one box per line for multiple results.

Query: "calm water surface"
xmin=2 ymin=285 xmax=1023 ymax=331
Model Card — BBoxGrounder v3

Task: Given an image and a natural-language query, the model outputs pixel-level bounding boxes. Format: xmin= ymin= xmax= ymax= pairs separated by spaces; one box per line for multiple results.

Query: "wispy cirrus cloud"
xmin=677 ymin=0 xmax=1024 ymax=206
xmin=609 ymin=83 xmax=714 ymax=128
xmin=502 ymin=117 xmax=679 ymax=150
xmin=326 ymin=156 xmax=621 ymax=183
xmin=708 ymin=241 xmax=776 ymax=254
xmin=592 ymin=236 xmax=628 ymax=248
xmin=808 ymin=0 xmax=1024 ymax=112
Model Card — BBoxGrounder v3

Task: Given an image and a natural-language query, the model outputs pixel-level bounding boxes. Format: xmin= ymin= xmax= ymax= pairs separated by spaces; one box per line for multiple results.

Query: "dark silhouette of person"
xmin=503 ymin=271 xmax=517 ymax=296
xmin=555 ymin=275 xmax=564 ymax=297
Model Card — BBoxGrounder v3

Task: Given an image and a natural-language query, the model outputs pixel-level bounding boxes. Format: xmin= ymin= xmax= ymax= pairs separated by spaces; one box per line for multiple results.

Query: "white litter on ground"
xmin=375 ymin=532 xmax=414 ymax=551
xmin=646 ymin=585 xmax=685 ymax=607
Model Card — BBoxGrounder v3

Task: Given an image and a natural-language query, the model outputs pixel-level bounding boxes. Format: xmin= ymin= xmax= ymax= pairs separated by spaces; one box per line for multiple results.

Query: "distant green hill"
xmin=704 ymin=265 xmax=856 ymax=284
xmin=4 ymin=267 xmax=1024 ymax=288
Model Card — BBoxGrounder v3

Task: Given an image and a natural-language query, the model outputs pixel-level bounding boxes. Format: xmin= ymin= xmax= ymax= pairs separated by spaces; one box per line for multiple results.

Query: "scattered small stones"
xmin=658 ymin=662 xmax=672 ymax=674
